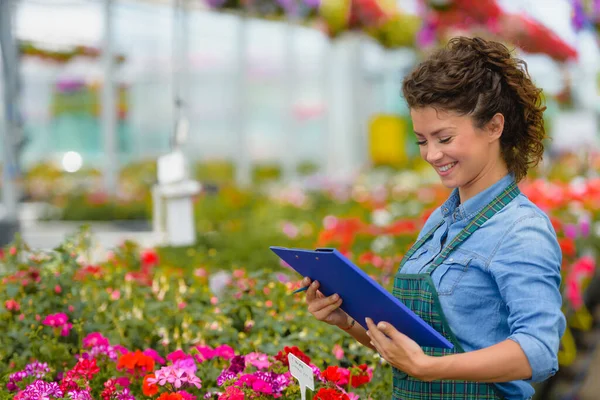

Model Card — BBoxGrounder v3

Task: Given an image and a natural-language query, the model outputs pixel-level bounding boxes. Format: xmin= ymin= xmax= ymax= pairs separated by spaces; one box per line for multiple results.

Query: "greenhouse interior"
xmin=1 ymin=0 xmax=600 ymax=399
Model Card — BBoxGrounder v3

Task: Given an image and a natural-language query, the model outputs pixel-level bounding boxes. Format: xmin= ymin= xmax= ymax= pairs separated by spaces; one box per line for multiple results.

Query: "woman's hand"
xmin=365 ymin=317 xmax=432 ymax=380
xmin=303 ymin=277 xmax=350 ymax=328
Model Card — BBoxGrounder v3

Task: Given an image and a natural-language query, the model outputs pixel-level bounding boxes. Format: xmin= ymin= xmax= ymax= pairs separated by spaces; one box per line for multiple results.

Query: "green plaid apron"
xmin=392 ymin=182 xmax=520 ymax=400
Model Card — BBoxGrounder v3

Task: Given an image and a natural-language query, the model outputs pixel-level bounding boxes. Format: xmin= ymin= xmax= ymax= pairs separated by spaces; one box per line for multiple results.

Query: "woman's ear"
xmin=486 ymin=113 xmax=504 ymax=142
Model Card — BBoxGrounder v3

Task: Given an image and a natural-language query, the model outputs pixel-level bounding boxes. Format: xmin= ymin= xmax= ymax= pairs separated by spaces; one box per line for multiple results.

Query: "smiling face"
xmin=411 ymin=106 xmax=508 ymax=202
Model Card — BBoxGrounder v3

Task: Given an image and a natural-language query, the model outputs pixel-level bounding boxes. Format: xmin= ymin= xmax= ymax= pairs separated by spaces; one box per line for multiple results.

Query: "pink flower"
xmin=42 ymin=313 xmax=68 ymax=328
xmin=83 ymin=332 xmax=110 ymax=348
xmin=19 ymin=313 xmax=24 ymax=321
xmin=245 ymin=353 xmax=270 ymax=369
xmin=61 ymin=323 xmax=73 ymax=336
xmin=233 ymin=269 xmax=245 ymax=279
xmin=332 ymin=344 xmax=345 ymax=360
xmin=566 ymin=278 xmax=583 ymax=309
xmin=68 ymin=305 xmax=75 ymax=312
xmin=194 ymin=268 xmax=207 ymax=278
xmin=143 ymin=348 xmax=165 ymax=365
xmin=168 ymin=350 xmax=189 ymax=363
xmin=265 ymin=300 xmax=273 ymax=308
xmin=113 ymin=345 xmax=129 ymax=355
xmin=194 ymin=346 xmax=215 ymax=362
xmin=115 ymin=377 xmax=130 ymax=387
xmin=337 ymin=368 xmax=350 ymax=386
xmin=252 ymin=379 xmax=273 ymax=394
xmin=210 ymin=297 xmax=219 ymax=305
xmin=110 ymin=290 xmax=121 ymax=301
xmin=282 ymin=222 xmax=299 ymax=239
xmin=177 ymin=391 xmax=197 ymax=400
xmin=214 ymin=345 xmax=235 ymax=360
xmin=4 ymin=299 xmax=20 ymax=312
xmin=178 ymin=302 xmax=187 ymax=310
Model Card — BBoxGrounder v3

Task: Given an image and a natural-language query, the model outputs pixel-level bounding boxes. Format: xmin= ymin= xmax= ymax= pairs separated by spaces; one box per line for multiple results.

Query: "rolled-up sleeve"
xmin=489 ymin=214 xmax=566 ymax=382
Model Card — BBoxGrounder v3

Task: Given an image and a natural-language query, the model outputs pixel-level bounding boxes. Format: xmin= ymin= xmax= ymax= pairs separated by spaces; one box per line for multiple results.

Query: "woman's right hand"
xmin=303 ymin=277 xmax=350 ymax=328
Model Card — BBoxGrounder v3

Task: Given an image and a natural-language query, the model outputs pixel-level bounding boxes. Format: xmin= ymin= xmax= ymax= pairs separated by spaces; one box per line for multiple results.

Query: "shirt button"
xmin=443 ymin=207 xmax=449 ymax=213
xmin=449 ymin=258 xmax=454 ymax=262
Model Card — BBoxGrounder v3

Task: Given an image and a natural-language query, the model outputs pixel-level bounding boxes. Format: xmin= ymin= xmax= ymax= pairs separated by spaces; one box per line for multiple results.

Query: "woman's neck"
xmin=458 ymin=161 xmax=509 ymax=203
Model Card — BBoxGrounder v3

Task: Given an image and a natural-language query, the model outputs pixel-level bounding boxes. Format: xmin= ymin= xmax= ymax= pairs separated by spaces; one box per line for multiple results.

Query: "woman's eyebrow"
xmin=414 ymin=128 xmax=452 ymax=137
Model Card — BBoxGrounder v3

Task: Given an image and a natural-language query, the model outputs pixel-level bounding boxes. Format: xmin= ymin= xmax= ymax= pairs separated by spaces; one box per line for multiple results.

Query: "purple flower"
xmin=7 ymin=362 xmax=51 ymax=392
xmin=216 ymin=369 xmax=237 ymax=386
xmin=229 ymin=355 xmax=246 ymax=374
xmin=564 ymin=223 xmax=578 ymax=239
xmin=21 ymin=380 xmax=63 ymax=398
xmin=115 ymin=388 xmax=135 ymax=400
xmin=67 ymin=389 xmax=93 ymax=400
xmin=87 ymin=344 xmax=120 ymax=361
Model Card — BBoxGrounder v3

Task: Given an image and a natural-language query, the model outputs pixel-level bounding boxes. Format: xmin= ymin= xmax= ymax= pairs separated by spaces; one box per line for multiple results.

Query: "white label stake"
xmin=288 ymin=353 xmax=315 ymax=400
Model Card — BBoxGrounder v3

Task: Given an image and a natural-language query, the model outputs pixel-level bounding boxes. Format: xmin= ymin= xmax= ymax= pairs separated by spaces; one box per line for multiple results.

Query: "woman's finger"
xmin=307 ymin=293 xmax=340 ymax=314
xmin=313 ymin=298 xmax=343 ymax=321
xmin=305 ymin=279 xmax=318 ymax=302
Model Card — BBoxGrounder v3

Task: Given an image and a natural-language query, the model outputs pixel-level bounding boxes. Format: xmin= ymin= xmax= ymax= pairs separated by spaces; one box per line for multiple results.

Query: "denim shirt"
xmin=398 ymin=174 xmax=566 ymax=400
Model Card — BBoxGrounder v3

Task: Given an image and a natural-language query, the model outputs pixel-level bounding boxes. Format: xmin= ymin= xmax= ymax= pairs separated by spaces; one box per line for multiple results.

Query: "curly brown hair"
xmin=402 ymin=36 xmax=546 ymax=182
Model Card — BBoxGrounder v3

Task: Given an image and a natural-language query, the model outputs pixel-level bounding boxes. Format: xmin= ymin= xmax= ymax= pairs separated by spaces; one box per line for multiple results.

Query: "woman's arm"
xmin=337 ymin=315 xmax=376 ymax=351
xmin=365 ymin=319 xmax=532 ymax=383
xmin=418 ymin=339 xmax=532 ymax=382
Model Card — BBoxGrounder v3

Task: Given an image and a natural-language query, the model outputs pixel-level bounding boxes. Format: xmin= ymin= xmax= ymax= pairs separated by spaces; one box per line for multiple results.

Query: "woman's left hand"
xmin=365 ymin=317 xmax=432 ymax=380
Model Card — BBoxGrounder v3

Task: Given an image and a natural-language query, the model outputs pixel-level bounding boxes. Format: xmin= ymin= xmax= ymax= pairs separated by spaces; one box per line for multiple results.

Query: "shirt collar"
xmin=440 ymin=173 xmax=516 ymax=222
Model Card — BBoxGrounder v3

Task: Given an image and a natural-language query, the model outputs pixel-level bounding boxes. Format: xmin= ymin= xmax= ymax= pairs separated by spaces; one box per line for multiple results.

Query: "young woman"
xmin=302 ymin=37 xmax=565 ymax=400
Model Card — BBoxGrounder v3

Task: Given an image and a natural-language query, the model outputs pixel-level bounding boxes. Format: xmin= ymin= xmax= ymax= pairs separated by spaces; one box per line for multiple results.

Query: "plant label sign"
xmin=288 ymin=353 xmax=314 ymax=400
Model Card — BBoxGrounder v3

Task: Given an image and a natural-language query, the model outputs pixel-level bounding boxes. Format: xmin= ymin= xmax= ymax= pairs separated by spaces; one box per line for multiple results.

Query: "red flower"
xmin=313 ymin=387 xmax=350 ymax=400
xmin=321 ymin=366 xmax=343 ymax=384
xmin=141 ymin=249 xmax=159 ymax=268
xmin=349 ymin=364 xmax=372 ymax=388
xmin=72 ymin=358 xmax=100 ymax=380
xmin=157 ymin=394 xmax=183 ymax=400
xmin=142 ymin=374 xmax=159 ymax=396
xmin=275 ymin=346 xmax=311 ymax=367
xmin=117 ymin=350 xmax=155 ymax=375
xmin=559 ymin=237 xmax=576 ymax=257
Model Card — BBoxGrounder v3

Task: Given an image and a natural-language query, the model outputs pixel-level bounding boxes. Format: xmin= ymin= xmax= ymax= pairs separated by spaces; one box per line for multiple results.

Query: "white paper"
xmin=288 ymin=353 xmax=314 ymax=400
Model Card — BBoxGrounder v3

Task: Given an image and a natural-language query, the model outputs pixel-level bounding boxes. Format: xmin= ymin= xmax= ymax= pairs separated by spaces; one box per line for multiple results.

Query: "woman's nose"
xmin=426 ymin=146 xmax=443 ymax=163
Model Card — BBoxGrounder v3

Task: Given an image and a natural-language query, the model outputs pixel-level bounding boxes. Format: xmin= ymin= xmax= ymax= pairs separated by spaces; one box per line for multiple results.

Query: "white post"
xmin=102 ymin=0 xmax=118 ymax=195
xmin=325 ymin=34 xmax=362 ymax=180
xmin=172 ymin=0 xmax=190 ymax=150
xmin=234 ymin=15 xmax=251 ymax=187
xmin=282 ymin=20 xmax=297 ymax=183
xmin=0 ymin=0 xmax=20 ymax=222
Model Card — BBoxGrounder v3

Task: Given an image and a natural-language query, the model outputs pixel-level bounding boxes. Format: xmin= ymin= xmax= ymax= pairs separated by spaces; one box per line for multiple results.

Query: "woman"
xmin=302 ymin=36 xmax=565 ymax=400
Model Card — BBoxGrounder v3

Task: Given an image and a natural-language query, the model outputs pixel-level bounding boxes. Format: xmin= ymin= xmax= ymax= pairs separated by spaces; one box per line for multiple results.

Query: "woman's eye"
xmin=416 ymin=140 xmax=427 ymax=146
xmin=439 ymin=137 xmax=452 ymax=144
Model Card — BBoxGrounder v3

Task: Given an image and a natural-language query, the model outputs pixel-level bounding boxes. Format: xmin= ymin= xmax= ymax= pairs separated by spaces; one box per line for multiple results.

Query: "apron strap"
xmin=425 ymin=181 xmax=520 ymax=274
xmin=398 ymin=181 xmax=520 ymax=274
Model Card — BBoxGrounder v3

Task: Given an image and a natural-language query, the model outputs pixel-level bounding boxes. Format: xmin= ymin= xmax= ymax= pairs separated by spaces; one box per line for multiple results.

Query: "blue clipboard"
xmin=270 ymin=246 xmax=453 ymax=349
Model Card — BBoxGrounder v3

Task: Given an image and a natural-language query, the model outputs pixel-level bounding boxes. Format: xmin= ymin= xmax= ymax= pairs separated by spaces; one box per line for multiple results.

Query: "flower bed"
xmin=2 ymin=170 xmax=600 ymax=398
